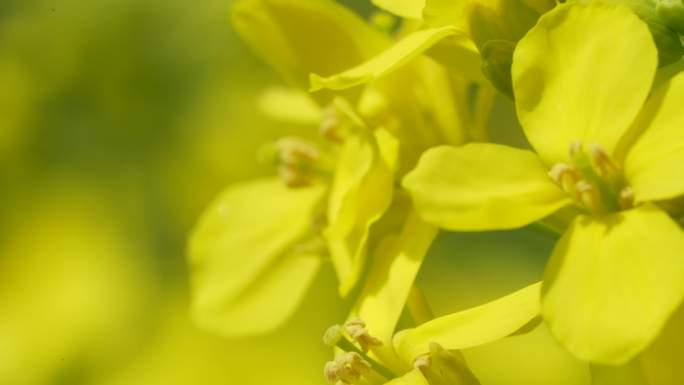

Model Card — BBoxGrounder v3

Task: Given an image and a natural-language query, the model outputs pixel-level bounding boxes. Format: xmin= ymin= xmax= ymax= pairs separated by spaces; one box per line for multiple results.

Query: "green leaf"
xmin=393 ymin=282 xmax=542 ymax=363
xmin=542 ymin=204 xmax=684 ymax=364
xmin=188 ymin=178 xmax=326 ymax=336
xmin=512 ymin=3 xmax=658 ymax=165
xmin=403 ymin=143 xmax=571 ymax=231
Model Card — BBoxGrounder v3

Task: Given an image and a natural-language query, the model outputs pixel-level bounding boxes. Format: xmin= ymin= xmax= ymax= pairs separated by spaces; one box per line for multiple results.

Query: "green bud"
xmin=657 ymin=0 xmax=684 ymax=34
xmin=480 ymin=40 xmax=516 ymax=99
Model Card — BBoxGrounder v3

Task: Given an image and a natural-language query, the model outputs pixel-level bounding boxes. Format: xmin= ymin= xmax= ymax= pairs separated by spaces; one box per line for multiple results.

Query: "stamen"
xmin=413 ymin=354 xmax=431 ymax=371
xmin=323 ymin=324 xmax=343 ymax=347
xmin=413 ymin=343 xmax=478 ymax=385
xmin=278 ymin=164 xmax=311 ymax=188
xmin=320 ymin=107 xmax=344 ymax=143
xmin=548 ymin=163 xmax=580 ymax=195
xmin=569 ymin=140 xmax=584 ymax=160
xmin=323 ymin=352 xmax=372 ymax=385
xmin=619 ymin=186 xmax=635 ymax=210
xmin=276 ymin=137 xmax=320 ymax=164
xmin=588 ymin=143 xmax=620 ymax=178
xmin=576 ymin=180 xmax=600 ymax=212
xmin=275 ymin=137 xmax=320 ymax=188
xmin=344 ymin=318 xmax=382 ymax=352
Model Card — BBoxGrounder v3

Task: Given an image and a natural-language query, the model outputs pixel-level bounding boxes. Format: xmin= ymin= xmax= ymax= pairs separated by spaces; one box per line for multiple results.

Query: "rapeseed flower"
xmin=188 ymin=0 xmax=492 ymax=337
xmin=404 ymin=3 xmax=684 ymax=364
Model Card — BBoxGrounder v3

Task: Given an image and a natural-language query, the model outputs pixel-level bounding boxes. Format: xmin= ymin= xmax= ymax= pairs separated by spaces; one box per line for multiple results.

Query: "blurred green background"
xmin=0 ymin=1 xmax=587 ymax=384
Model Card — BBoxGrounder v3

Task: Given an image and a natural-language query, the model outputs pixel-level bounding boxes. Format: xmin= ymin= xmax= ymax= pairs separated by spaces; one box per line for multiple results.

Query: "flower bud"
xmin=480 ymin=40 xmax=515 ymax=98
xmin=657 ymin=0 xmax=684 ymax=34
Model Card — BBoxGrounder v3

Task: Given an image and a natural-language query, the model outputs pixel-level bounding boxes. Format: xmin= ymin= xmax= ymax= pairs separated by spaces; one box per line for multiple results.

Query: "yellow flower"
xmin=310 ymin=0 xmax=555 ymax=94
xmin=403 ymin=3 xmax=684 ymax=364
xmin=320 ymin=209 xmax=544 ymax=384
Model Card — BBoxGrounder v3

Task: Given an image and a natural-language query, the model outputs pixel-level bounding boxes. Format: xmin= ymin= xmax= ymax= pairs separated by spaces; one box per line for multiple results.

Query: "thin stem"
xmin=336 ymin=338 xmax=395 ymax=380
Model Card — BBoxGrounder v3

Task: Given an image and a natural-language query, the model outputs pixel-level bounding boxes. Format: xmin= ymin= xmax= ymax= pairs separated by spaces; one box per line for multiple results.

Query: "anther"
xmin=324 ymin=352 xmax=372 ymax=385
xmin=278 ymin=164 xmax=311 ymax=188
xmin=576 ymin=180 xmax=601 ymax=212
xmin=619 ymin=186 xmax=635 ymax=210
xmin=588 ymin=143 xmax=620 ymax=178
xmin=323 ymin=324 xmax=343 ymax=347
xmin=569 ymin=140 xmax=584 ymax=159
xmin=344 ymin=318 xmax=382 ymax=352
xmin=276 ymin=137 xmax=320 ymax=165
xmin=324 ymin=361 xmax=342 ymax=383
xmin=413 ymin=354 xmax=431 ymax=372
xmin=548 ymin=163 xmax=580 ymax=194
xmin=275 ymin=137 xmax=320 ymax=188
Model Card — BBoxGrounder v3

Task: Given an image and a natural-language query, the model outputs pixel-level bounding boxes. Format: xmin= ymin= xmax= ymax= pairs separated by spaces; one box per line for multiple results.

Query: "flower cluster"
xmin=188 ymin=0 xmax=684 ymax=383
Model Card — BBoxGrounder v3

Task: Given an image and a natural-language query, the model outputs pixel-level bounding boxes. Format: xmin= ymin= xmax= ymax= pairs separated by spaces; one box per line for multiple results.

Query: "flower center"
xmin=322 ymin=320 xmax=393 ymax=385
xmin=548 ymin=141 xmax=634 ymax=214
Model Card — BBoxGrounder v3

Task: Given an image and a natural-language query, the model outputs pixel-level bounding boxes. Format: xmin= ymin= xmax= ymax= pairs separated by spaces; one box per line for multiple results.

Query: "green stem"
xmin=336 ymin=338 xmax=395 ymax=380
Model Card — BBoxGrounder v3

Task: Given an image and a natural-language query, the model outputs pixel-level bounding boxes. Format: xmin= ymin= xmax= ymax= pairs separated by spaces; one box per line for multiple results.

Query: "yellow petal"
xmin=424 ymin=0 xmax=555 ymax=45
xmin=512 ymin=3 xmax=657 ymax=165
xmin=641 ymin=304 xmax=684 ymax=385
xmin=393 ymin=282 xmax=541 ymax=363
xmin=542 ymin=204 xmax=684 ymax=364
xmin=625 ymin=72 xmax=684 ymax=202
xmin=351 ymin=211 xmax=437 ymax=369
xmin=402 ymin=143 xmax=571 ymax=231
xmin=310 ymin=26 xmax=479 ymax=91
xmin=463 ymin=323 xmax=591 ymax=385
xmin=188 ymin=178 xmax=325 ymax=336
xmin=373 ymin=0 xmax=426 ymax=19
xmin=326 ymin=133 xmax=396 ymax=296
xmin=258 ymin=86 xmax=322 ymax=124
xmin=232 ymin=0 xmax=386 ymax=90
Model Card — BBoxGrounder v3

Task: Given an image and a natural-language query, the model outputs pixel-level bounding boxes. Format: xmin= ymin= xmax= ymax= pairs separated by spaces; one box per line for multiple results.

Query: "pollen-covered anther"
xmin=320 ymin=109 xmax=344 ymax=143
xmin=413 ymin=354 xmax=431 ymax=373
xmin=275 ymin=137 xmax=320 ymax=188
xmin=324 ymin=352 xmax=372 ymax=385
xmin=344 ymin=318 xmax=382 ymax=352
xmin=588 ymin=143 xmax=620 ymax=178
xmin=569 ymin=139 xmax=584 ymax=159
xmin=323 ymin=324 xmax=343 ymax=347
xmin=276 ymin=137 xmax=320 ymax=165
xmin=278 ymin=164 xmax=312 ymax=188
xmin=576 ymin=180 xmax=601 ymax=212
xmin=619 ymin=186 xmax=635 ymax=210
xmin=548 ymin=163 xmax=580 ymax=194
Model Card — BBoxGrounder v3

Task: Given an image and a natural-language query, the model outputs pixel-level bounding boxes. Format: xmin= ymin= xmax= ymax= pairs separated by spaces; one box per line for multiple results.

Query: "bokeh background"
xmin=0 ymin=1 xmax=588 ymax=384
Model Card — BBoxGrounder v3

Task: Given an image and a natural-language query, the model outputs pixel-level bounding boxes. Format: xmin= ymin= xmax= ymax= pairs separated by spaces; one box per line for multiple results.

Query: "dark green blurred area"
xmin=0 ymin=1 xmax=559 ymax=384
